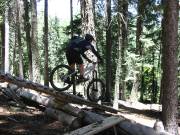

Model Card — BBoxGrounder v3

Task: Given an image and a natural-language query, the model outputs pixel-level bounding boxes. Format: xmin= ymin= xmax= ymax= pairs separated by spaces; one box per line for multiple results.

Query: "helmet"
xmin=85 ymin=34 xmax=94 ymax=42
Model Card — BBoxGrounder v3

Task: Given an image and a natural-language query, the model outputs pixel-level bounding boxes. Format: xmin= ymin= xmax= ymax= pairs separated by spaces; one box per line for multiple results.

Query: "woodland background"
xmin=0 ymin=0 xmax=179 ymax=134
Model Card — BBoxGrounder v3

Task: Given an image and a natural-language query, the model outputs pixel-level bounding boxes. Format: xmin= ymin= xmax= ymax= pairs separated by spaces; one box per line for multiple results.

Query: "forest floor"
xmin=0 ymin=89 xmax=179 ymax=135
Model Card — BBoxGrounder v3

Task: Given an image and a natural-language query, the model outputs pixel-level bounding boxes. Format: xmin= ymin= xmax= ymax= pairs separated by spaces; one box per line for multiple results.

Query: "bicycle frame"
xmin=50 ymin=62 xmax=105 ymax=101
xmin=84 ymin=63 xmax=96 ymax=79
xmin=72 ymin=63 xmax=97 ymax=95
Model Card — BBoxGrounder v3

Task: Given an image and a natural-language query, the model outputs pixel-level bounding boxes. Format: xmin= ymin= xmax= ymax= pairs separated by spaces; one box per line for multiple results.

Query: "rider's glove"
xmin=87 ymin=59 xmax=92 ymax=63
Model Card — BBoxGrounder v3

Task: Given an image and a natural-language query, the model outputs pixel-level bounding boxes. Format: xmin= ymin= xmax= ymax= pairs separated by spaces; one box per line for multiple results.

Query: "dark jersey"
xmin=68 ymin=39 xmax=102 ymax=61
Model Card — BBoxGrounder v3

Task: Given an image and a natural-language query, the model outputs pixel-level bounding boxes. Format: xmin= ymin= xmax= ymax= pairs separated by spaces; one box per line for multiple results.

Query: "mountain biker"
xmin=66 ymin=34 xmax=103 ymax=81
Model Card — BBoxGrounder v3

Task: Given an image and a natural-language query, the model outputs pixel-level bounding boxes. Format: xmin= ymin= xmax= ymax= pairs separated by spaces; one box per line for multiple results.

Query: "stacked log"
xmin=0 ymin=72 xmax=172 ymax=135
xmin=0 ymin=73 xmax=117 ymax=113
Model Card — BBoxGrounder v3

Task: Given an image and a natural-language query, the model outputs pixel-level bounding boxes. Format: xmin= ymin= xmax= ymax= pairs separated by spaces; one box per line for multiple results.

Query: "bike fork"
xmin=72 ymin=75 xmax=76 ymax=95
xmin=92 ymin=70 xmax=98 ymax=90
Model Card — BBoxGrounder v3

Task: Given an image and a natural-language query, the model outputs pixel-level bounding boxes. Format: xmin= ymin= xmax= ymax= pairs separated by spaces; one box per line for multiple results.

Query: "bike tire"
xmin=87 ymin=79 xmax=105 ymax=102
xmin=50 ymin=64 xmax=73 ymax=91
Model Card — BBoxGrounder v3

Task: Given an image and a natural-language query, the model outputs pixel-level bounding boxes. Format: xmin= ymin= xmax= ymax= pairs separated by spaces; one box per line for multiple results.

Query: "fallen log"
xmin=0 ymin=74 xmax=172 ymax=135
xmin=64 ymin=116 xmax=123 ymax=135
xmin=18 ymin=88 xmax=84 ymax=117
xmin=118 ymin=100 xmax=162 ymax=111
xmin=118 ymin=119 xmax=171 ymax=135
xmin=82 ymin=110 xmax=106 ymax=125
xmin=4 ymin=85 xmax=83 ymax=130
xmin=118 ymin=100 xmax=162 ymax=118
xmin=0 ymin=73 xmax=117 ymax=113
xmin=45 ymin=107 xmax=81 ymax=129
xmin=81 ymin=111 xmax=171 ymax=135
xmin=17 ymin=89 xmax=171 ymax=135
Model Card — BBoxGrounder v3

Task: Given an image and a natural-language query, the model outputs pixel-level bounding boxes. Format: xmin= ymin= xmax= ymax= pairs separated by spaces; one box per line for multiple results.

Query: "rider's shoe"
xmin=64 ymin=77 xmax=72 ymax=84
xmin=76 ymin=92 xmax=84 ymax=98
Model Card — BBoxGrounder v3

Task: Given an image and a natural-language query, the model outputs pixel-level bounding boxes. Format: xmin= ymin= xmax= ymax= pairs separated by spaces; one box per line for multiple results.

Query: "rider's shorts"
xmin=66 ymin=49 xmax=83 ymax=65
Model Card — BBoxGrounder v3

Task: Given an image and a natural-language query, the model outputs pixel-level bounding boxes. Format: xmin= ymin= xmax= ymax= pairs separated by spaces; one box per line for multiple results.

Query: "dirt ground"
xmin=0 ymin=89 xmax=179 ymax=135
xmin=0 ymin=91 xmax=67 ymax=135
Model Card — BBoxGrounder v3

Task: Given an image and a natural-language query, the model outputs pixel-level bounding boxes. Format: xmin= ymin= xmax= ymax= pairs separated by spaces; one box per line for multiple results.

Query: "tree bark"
xmin=0 ymin=22 xmax=3 ymax=71
xmin=105 ymin=0 xmax=112 ymax=102
xmin=16 ymin=0 xmax=24 ymax=79
xmin=2 ymin=6 xmax=10 ymax=73
xmin=80 ymin=0 xmax=96 ymax=38
xmin=121 ymin=0 xmax=128 ymax=101
xmin=45 ymin=107 xmax=81 ymax=129
xmin=31 ymin=0 xmax=41 ymax=83
xmin=43 ymin=0 xmax=49 ymax=86
xmin=113 ymin=0 xmax=123 ymax=109
xmin=23 ymin=0 xmax=33 ymax=80
xmin=17 ymin=88 xmax=84 ymax=117
xmin=65 ymin=116 xmax=123 ymax=135
xmin=161 ymin=0 xmax=179 ymax=134
xmin=70 ymin=0 xmax=73 ymax=38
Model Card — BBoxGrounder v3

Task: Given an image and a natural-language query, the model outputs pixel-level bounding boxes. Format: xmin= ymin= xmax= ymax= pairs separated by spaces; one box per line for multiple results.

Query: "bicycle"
xmin=49 ymin=62 xmax=105 ymax=102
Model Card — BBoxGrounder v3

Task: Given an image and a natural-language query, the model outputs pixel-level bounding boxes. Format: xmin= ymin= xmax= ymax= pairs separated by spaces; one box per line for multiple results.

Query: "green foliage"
xmin=118 ymin=0 xmax=162 ymax=102
xmin=64 ymin=14 xmax=82 ymax=36
xmin=0 ymin=0 xmax=6 ymax=15
xmin=37 ymin=15 xmax=69 ymax=72
xmin=2 ymin=0 xmax=168 ymax=103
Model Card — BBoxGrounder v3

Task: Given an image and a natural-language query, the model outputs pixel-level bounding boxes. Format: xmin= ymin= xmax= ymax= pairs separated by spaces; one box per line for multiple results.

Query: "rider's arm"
xmin=89 ymin=45 xmax=103 ymax=63
xmin=81 ymin=53 xmax=92 ymax=63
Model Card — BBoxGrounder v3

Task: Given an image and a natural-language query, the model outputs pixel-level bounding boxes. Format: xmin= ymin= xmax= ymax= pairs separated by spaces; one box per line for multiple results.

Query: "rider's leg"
xmin=79 ymin=64 xmax=88 ymax=81
xmin=69 ymin=64 xmax=75 ymax=71
xmin=79 ymin=64 xmax=84 ymax=77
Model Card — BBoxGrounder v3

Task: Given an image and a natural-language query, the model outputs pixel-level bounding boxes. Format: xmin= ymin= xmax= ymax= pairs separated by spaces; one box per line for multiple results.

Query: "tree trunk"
xmin=113 ymin=0 xmax=123 ymax=109
xmin=31 ymin=0 xmax=41 ymax=83
xmin=70 ymin=0 xmax=73 ymax=38
xmin=2 ymin=6 xmax=10 ymax=73
xmin=43 ymin=0 xmax=49 ymax=86
xmin=0 ymin=20 xmax=4 ymax=71
xmin=80 ymin=0 xmax=97 ymax=64
xmin=80 ymin=0 xmax=96 ymax=38
xmin=161 ymin=0 xmax=179 ymax=134
xmin=130 ymin=72 xmax=140 ymax=101
xmin=23 ymin=0 xmax=33 ymax=80
xmin=105 ymin=0 xmax=112 ymax=102
xmin=80 ymin=0 xmax=97 ymax=95
xmin=121 ymin=0 xmax=128 ymax=100
xmin=151 ymin=52 xmax=157 ymax=103
xmin=12 ymin=30 xmax=18 ymax=76
xmin=16 ymin=0 xmax=24 ymax=79
xmin=1 ymin=20 xmax=5 ymax=72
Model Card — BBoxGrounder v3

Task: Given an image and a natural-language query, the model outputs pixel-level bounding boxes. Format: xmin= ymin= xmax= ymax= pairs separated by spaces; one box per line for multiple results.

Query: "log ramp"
xmin=0 ymin=72 xmax=171 ymax=135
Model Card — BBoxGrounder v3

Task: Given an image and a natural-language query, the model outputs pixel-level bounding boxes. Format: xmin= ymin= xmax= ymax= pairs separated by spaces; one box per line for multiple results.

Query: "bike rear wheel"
xmin=50 ymin=65 xmax=73 ymax=91
xmin=87 ymin=79 xmax=105 ymax=102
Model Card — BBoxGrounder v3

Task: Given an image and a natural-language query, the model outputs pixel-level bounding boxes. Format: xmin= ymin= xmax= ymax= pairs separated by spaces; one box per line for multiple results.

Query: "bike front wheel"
xmin=87 ymin=79 xmax=105 ymax=102
xmin=50 ymin=65 xmax=73 ymax=91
